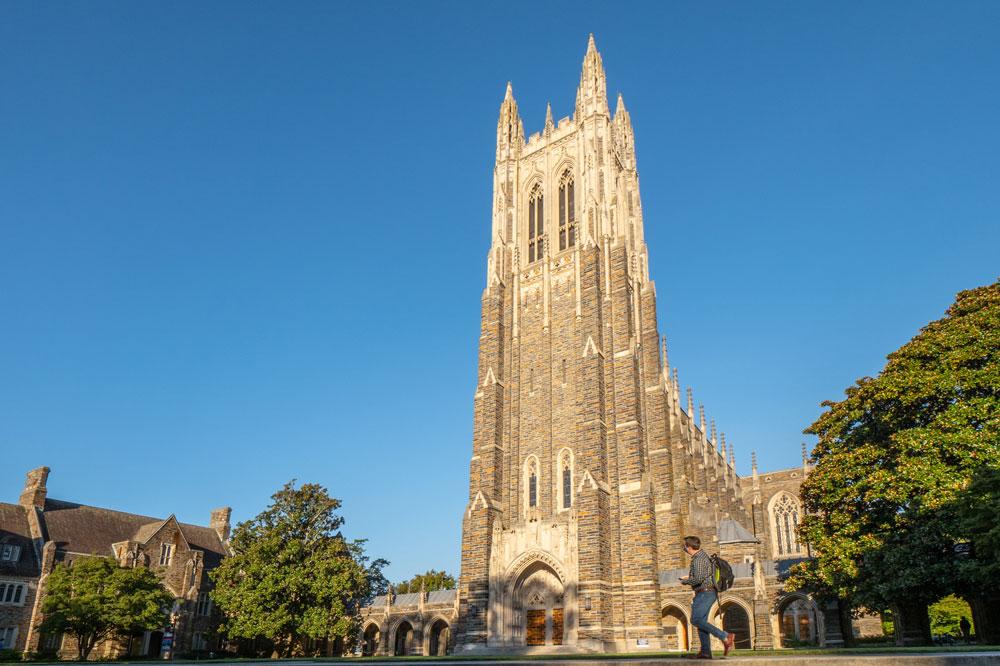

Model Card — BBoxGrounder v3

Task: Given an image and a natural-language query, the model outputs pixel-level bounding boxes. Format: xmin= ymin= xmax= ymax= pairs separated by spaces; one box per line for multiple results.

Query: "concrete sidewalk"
xmin=72 ymin=655 xmax=1000 ymax=666
xmin=339 ymin=655 xmax=1000 ymax=666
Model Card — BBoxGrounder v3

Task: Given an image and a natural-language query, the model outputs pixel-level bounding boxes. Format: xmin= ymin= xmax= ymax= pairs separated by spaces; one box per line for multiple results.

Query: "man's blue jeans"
xmin=691 ymin=590 xmax=729 ymax=656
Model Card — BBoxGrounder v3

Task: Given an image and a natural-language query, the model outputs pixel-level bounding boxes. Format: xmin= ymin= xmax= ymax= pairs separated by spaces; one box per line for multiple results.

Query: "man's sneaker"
xmin=723 ymin=632 xmax=736 ymax=656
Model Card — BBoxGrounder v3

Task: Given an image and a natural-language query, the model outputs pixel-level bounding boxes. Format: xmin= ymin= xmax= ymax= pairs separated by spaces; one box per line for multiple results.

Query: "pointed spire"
xmin=686 ymin=387 xmax=694 ymax=417
xmin=496 ymin=81 xmax=524 ymax=160
xmin=660 ymin=335 xmax=670 ymax=377
xmin=699 ymin=404 xmax=706 ymax=435
xmin=616 ymin=92 xmax=626 ymax=116
xmin=720 ymin=433 xmax=727 ymax=458
xmin=710 ymin=419 xmax=718 ymax=445
xmin=802 ymin=442 xmax=809 ymax=474
xmin=751 ymin=450 xmax=759 ymax=486
xmin=544 ymin=101 xmax=554 ymax=135
xmin=575 ymin=33 xmax=608 ymax=119
xmin=728 ymin=441 xmax=736 ymax=469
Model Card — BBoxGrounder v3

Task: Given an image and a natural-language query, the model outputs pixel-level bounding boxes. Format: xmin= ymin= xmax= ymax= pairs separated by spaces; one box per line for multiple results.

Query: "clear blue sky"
xmin=2 ymin=2 xmax=998 ymax=582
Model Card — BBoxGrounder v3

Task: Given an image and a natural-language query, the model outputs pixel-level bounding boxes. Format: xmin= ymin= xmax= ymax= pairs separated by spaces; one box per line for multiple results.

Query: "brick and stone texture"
xmin=0 ymin=467 xmax=229 ymax=659
xmin=359 ymin=589 xmax=458 ymax=656
xmin=444 ymin=36 xmax=880 ymax=654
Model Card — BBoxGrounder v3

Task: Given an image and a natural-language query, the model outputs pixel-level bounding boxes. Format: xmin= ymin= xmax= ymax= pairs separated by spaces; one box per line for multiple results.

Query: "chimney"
xmin=210 ymin=507 xmax=232 ymax=542
xmin=19 ymin=466 xmax=50 ymax=509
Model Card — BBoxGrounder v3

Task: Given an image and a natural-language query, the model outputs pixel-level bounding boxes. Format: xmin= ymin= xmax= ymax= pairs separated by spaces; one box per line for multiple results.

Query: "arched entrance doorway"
xmin=393 ymin=621 xmax=414 ymax=656
xmin=716 ymin=602 xmax=752 ymax=650
xmin=428 ymin=619 xmax=450 ymax=656
xmin=362 ymin=624 xmax=379 ymax=656
xmin=780 ymin=597 xmax=818 ymax=646
xmin=513 ymin=561 xmax=565 ymax=646
xmin=661 ymin=606 xmax=688 ymax=651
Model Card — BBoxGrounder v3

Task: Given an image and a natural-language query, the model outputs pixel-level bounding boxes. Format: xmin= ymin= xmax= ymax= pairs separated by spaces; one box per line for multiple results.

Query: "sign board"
xmin=636 ymin=638 xmax=650 ymax=647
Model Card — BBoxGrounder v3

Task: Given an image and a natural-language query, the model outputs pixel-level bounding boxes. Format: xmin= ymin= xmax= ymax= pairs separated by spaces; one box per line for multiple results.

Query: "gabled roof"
xmin=0 ymin=502 xmax=40 ymax=577
xmin=40 ymin=499 xmax=226 ymax=568
xmin=718 ymin=518 xmax=758 ymax=544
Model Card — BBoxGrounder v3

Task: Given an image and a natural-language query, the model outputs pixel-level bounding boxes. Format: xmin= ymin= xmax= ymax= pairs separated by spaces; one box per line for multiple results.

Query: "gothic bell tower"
xmin=456 ymin=36 xmax=705 ymax=653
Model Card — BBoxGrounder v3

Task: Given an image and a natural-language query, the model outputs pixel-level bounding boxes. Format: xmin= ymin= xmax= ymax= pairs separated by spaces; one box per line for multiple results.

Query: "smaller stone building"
xmin=359 ymin=588 xmax=458 ymax=657
xmin=0 ymin=467 xmax=230 ymax=659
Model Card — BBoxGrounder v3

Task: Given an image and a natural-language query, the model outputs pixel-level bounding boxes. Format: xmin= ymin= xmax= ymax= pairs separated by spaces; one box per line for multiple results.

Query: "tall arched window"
xmin=527 ymin=185 xmax=544 ymax=263
xmin=558 ymin=172 xmax=575 ymax=251
xmin=560 ymin=451 xmax=573 ymax=509
xmin=525 ymin=457 xmax=539 ymax=510
xmin=770 ymin=493 xmax=803 ymax=557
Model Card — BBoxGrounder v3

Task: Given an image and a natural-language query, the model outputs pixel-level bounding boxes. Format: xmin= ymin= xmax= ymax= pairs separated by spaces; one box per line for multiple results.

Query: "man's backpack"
xmin=710 ymin=553 xmax=734 ymax=592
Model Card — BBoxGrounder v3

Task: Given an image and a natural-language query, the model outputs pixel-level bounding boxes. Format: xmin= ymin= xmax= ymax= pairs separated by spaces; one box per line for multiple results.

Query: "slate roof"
xmin=718 ymin=518 xmax=758 ymax=544
xmin=426 ymin=588 xmax=457 ymax=604
xmin=0 ymin=502 xmax=41 ymax=577
xmin=367 ymin=588 xmax=457 ymax=609
xmin=40 ymin=498 xmax=227 ymax=568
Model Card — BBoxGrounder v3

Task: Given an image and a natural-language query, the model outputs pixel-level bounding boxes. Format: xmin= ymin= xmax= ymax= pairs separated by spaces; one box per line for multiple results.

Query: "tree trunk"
xmin=837 ymin=598 xmax=855 ymax=647
xmin=966 ymin=592 xmax=1000 ymax=645
xmin=893 ymin=600 xmax=931 ymax=646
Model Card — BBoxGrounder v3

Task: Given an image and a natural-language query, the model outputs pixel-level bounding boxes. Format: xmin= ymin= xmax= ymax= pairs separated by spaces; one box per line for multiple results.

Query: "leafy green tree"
xmin=787 ymin=279 xmax=1000 ymax=645
xmin=40 ymin=557 xmax=172 ymax=660
xmin=928 ymin=595 xmax=973 ymax=637
xmin=952 ymin=465 xmax=1000 ymax=643
xmin=956 ymin=466 xmax=1000 ymax=582
xmin=395 ymin=569 xmax=455 ymax=594
xmin=209 ymin=481 xmax=388 ymax=657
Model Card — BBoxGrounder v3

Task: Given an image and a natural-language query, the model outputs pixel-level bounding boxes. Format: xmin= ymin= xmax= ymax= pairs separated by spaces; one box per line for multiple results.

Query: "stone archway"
xmin=362 ymin=623 xmax=379 ymax=656
xmin=779 ymin=595 xmax=819 ymax=646
xmin=714 ymin=601 xmax=752 ymax=650
xmin=661 ymin=605 xmax=689 ymax=651
xmin=427 ymin=618 xmax=450 ymax=656
xmin=514 ymin=561 xmax=565 ymax=646
xmin=393 ymin=621 xmax=414 ymax=656
xmin=490 ymin=549 xmax=577 ymax=649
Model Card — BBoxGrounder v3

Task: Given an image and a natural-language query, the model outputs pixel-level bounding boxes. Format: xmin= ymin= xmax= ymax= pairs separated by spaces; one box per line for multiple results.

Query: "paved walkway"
xmin=320 ymin=656 xmax=1000 ymax=666
xmin=138 ymin=655 xmax=1000 ymax=666
xmin=78 ymin=655 xmax=1000 ymax=666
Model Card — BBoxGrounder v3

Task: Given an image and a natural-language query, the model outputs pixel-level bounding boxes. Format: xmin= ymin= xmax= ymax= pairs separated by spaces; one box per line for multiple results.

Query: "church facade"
xmin=358 ymin=37 xmax=881 ymax=656
xmin=452 ymin=36 xmax=840 ymax=654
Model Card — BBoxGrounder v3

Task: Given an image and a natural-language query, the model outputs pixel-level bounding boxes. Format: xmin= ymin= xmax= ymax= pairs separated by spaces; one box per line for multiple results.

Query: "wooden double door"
xmin=526 ymin=608 xmax=564 ymax=646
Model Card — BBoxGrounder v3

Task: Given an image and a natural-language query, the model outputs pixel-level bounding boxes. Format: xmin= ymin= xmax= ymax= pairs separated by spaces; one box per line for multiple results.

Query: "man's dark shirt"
xmin=680 ymin=549 xmax=715 ymax=592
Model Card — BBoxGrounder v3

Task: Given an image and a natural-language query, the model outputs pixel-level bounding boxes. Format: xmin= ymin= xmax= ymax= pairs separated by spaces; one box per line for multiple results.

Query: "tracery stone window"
xmin=770 ymin=492 xmax=803 ymax=557
xmin=527 ymin=184 xmax=544 ymax=263
xmin=559 ymin=450 xmax=573 ymax=510
xmin=524 ymin=457 xmax=539 ymax=511
xmin=558 ymin=171 xmax=575 ymax=251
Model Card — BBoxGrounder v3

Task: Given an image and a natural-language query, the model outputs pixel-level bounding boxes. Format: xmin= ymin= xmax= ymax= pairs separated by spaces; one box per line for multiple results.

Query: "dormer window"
xmin=558 ymin=172 xmax=576 ymax=251
xmin=0 ymin=545 xmax=20 ymax=562
xmin=159 ymin=543 xmax=174 ymax=566
xmin=527 ymin=185 xmax=544 ymax=263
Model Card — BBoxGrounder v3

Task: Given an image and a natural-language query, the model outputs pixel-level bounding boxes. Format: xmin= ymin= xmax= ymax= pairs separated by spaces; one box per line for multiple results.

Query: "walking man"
xmin=679 ymin=535 xmax=735 ymax=659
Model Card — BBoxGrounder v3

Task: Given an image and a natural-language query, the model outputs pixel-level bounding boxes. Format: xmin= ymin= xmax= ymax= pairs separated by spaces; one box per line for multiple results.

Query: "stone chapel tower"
xmin=456 ymin=37 xmax=749 ymax=653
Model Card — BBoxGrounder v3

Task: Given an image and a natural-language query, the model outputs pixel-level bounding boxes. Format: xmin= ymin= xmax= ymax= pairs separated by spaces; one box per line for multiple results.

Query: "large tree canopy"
xmin=41 ymin=557 xmax=172 ymax=660
xmin=209 ymin=481 xmax=387 ymax=657
xmin=395 ymin=569 xmax=455 ymax=594
xmin=788 ymin=280 xmax=999 ymax=634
